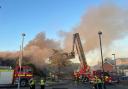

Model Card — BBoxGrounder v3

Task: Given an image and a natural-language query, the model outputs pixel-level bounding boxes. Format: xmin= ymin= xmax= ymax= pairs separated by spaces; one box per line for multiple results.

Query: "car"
xmin=119 ymin=76 xmax=128 ymax=81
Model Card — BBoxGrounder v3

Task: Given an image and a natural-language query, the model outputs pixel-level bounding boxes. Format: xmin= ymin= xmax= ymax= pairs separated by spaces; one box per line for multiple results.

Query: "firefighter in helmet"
xmin=97 ymin=77 xmax=103 ymax=89
xmin=40 ymin=78 xmax=45 ymax=89
xmin=29 ymin=78 xmax=35 ymax=89
xmin=93 ymin=75 xmax=98 ymax=89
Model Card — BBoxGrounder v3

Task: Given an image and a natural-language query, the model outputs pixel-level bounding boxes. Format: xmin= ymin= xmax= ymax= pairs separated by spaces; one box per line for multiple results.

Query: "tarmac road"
xmin=0 ymin=83 xmax=93 ymax=89
xmin=1 ymin=81 xmax=128 ymax=89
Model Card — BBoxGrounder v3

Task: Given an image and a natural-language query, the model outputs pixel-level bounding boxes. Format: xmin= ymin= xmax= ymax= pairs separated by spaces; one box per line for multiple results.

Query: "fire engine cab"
xmin=0 ymin=66 xmax=33 ymax=87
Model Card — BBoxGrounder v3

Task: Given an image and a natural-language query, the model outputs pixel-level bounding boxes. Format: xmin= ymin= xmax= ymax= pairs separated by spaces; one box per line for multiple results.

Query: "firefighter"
xmin=29 ymin=78 xmax=35 ymax=89
xmin=93 ymin=75 xmax=98 ymax=89
xmin=40 ymin=78 xmax=45 ymax=89
xmin=105 ymin=76 xmax=109 ymax=84
xmin=97 ymin=77 xmax=103 ymax=89
xmin=74 ymin=72 xmax=79 ymax=84
xmin=102 ymin=76 xmax=107 ymax=89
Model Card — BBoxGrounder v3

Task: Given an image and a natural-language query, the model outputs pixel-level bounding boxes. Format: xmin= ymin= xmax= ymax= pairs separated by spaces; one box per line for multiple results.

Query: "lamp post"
xmin=112 ymin=54 xmax=117 ymax=76
xmin=98 ymin=31 xmax=106 ymax=89
xmin=98 ymin=31 xmax=105 ymax=75
xmin=21 ymin=33 xmax=26 ymax=66
xmin=18 ymin=33 xmax=26 ymax=89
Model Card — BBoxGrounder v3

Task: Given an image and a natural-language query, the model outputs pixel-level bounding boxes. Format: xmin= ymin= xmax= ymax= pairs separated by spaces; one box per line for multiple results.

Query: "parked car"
xmin=119 ymin=76 xmax=128 ymax=81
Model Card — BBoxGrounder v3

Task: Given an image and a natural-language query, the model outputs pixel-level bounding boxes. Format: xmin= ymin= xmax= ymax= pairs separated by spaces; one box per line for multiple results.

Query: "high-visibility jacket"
xmin=97 ymin=78 xmax=102 ymax=83
xmin=40 ymin=79 xmax=45 ymax=85
xmin=94 ymin=76 xmax=98 ymax=84
xmin=29 ymin=79 xmax=35 ymax=86
xmin=105 ymin=76 xmax=109 ymax=81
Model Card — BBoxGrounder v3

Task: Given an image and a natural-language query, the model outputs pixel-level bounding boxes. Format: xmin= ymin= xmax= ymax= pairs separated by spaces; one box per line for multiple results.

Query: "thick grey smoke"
xmin=60 ymin=3 xmax=128 ymax=66
xmin=1 ymin=2 xmax=128 ymax=67
xmin=62 ymin=3 xmax=128 ymax=53
xmin=24 ymin=32 xmax=60 ymax=68
xmin=0 ymin=32 xmax=60 ymax=68
xmin=0 ymin=51 xmax=19 ymax=59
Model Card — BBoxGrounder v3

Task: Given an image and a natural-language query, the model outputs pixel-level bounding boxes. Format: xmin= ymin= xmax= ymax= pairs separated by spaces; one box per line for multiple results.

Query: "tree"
xmin=49 ymin=49 xmax=72 ymax=73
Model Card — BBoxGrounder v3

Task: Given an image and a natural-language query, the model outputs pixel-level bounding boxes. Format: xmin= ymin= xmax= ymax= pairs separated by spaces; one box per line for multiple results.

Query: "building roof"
xmin=104 ymin=58 xmax=115 ymax=66
xmin=116 ymin=58 xmax=128 ymax=61
xmin=117 ymin=58 xmax=128 ymax=60
xmin=104 ymin=61 xmax=114 ymax=66
xmin=116 ymin=58 xmax=128 ymax=66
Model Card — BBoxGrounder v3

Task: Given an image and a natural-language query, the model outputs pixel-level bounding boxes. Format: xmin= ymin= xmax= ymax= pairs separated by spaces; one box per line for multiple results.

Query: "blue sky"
xmin=0 ymin=0 xmax=127 ymax=51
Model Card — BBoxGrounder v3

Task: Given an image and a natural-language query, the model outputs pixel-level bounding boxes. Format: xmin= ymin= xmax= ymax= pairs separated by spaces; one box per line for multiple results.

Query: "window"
xmin=17 ymin=67 xmax=24 ymax=72
xmin=25 ymin=68 xmax=32 ymax=73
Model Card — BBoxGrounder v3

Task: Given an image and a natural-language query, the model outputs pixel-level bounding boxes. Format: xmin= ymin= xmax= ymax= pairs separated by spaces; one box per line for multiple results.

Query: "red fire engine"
xmin=0 ymin=66 xmax=33 ymax=87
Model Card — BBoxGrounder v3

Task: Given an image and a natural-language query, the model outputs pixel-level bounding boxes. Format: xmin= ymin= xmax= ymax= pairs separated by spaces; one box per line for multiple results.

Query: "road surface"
xmin=1 ymin=81 xmax=128 ymax=89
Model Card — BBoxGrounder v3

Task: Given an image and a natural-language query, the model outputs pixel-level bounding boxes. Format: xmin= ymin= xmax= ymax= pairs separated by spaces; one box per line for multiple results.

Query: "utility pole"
xmin=17 ymin=33 xmax=26 ymax=89
xmin=21 ymin=33 xmax=26 ymax=67
xmin=112 ymin=54 xmax=118 ymax=76
xmin=98 ymin=31 xmax=106 ymax=89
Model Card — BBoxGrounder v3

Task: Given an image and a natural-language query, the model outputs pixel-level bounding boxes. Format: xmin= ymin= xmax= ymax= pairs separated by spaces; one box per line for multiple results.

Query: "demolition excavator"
xmin=70 ymin=33 xmax=91 ymax=82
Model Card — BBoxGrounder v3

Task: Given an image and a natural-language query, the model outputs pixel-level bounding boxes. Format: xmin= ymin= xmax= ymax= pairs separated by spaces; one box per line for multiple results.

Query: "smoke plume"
xmin=0 ymin=51 xmax=19 ymax=59
xmin=24 ymin=32 xmax=60 ymax=68
xmin=60 ymin=3 xmax=128 ymax=65
xmin=62 ymin=3 xmax=128 ymax=53
xmin=1 ymin=2 xmax=128 ymax=67
xmin=0 ymin=32 xmax=60 ymax=68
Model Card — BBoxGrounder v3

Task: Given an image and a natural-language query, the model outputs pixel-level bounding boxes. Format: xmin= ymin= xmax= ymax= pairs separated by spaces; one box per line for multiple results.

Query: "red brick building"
xmin=103 ymin=61 xmax=114 ymax=72
xmin=116 ymin=58 xmax=128 ymax=65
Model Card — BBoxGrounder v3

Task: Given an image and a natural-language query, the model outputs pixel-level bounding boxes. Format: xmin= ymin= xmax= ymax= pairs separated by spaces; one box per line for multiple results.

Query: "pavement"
xmin=45 ymin=80 xmax=70 ymax=87
xmin=0 ymin=80 xmax=128 ymax=89
xmin=105 ymin=84 xmax=128 ymax=89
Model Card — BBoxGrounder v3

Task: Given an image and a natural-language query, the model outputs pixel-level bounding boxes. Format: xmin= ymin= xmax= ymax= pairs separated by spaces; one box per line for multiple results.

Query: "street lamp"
xmin=112 ymin=54 xmax=118 ymax=76
xmin=98 ymin=31 xmax=106 ymax=89
xmin=98 ymin=31 xmax=105 ymax=74
xmin=21 ymin=33 xmax=26 ymax=66
xmin=18 ymin=33 xmax=26 ymax=89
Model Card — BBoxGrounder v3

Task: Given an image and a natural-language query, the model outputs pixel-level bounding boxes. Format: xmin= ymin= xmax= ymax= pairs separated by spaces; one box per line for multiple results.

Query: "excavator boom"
xmin=72 ymin=33 xmax=91 ymax=82
xmin=72 ymin=33 xmax=87 ymax=66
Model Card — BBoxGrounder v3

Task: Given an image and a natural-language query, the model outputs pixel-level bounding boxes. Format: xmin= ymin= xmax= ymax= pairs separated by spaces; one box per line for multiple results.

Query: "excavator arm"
xmin=71 ymin=33 xmax=91 ymax=82
xmin=72 ymin=33 xmax=90 ymax=76
xmin=72 ymin=33 xmax=87 ymax=66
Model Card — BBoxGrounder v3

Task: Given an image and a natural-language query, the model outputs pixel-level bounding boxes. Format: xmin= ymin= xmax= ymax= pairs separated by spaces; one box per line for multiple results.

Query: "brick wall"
xmin=103 ymin=62 xmax=114 ymax=72
xmin=116 ymin=58 xmax=128 ymax=65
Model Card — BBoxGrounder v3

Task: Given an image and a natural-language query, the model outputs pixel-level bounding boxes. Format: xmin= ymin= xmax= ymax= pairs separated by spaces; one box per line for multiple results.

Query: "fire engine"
xmin=0 ymin=65 xmax=33 ymax=87
xmin=68 ymin=33 xmax=112 ymax=83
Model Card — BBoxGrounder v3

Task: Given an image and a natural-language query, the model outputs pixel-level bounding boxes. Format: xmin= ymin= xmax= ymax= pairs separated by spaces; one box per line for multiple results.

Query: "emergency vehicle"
xmin=0 ymin=66 xmax=33 ymax=87
xmin=67 ymin=33 xmax=112 ymax=83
